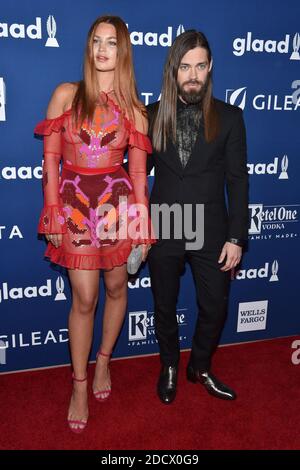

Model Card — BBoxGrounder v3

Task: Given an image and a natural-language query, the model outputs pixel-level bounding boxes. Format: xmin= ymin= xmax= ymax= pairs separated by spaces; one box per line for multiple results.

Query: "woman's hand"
xmin=45 ymin=233 xmax=63 ymax=248
xmin=141 ymin=243 xmax=152 ymax=262
xmin=131 ymin=243 xmax=152 ymax=262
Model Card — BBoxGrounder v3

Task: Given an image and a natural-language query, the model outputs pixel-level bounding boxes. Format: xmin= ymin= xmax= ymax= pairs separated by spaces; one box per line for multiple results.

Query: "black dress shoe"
xmin=157 ymin=365 xmax=178 ymax=404
xmin=186 ymin=365 xmax=236 ymax=400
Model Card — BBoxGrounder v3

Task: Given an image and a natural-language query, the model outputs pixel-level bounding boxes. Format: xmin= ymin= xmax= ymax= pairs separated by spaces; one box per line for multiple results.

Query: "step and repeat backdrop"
xmin=1 ymin=0 xmax=299 ymax=373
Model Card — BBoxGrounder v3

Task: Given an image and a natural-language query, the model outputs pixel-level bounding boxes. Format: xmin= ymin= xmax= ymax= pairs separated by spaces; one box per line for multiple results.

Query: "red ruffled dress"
xmin=35 ymin=92 xmax=154 ymax=270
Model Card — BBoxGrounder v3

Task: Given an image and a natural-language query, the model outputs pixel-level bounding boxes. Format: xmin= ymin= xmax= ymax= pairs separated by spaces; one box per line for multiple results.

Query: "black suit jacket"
xmin=146 ymin=98 xmax=249 ymax=250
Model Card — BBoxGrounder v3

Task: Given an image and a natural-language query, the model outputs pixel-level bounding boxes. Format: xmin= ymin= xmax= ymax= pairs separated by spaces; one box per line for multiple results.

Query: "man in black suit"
xmin=147 ymin=30 xmax=248 ymax=404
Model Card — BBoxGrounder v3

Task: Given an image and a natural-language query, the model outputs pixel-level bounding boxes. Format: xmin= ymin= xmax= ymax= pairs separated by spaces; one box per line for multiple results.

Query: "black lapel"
xmin=156 ymin=139 xmax=184 ymax=176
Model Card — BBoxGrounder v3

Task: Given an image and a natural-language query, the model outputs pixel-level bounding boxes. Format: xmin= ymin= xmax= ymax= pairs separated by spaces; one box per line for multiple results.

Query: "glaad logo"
xmin=237 ymin=300 xmax=268 ymax=332
xmin=247 ymin=155 xmax=289 ymax=179
xmin=127 ymin=24 xmax=185 ymax=47
xmin=128 ymin=277 xmax=151 ymax=289
xmin=0 ymin=16 xmax=59 ymax=47
xmin=45 ymin=15 xmax=59 ymax=47
xmin=226 ymin=86 xmax=300 ymax=111
xmin=234 ymin=260 xmax=279 ymax=282
xmin=233 ymin=32 xmax=300 ymax=61
xmin=1 ymin=164 xmax=43 ymax=180
xmin=0 ymin=276 xmax=66 ymax=303
xmin=0 ymin=77 xmax=6 ymax=122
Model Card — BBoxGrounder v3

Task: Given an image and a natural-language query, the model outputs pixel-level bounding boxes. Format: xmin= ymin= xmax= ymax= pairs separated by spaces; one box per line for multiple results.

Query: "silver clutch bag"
xmin=127 ymin=245 xmax=143 ymax=275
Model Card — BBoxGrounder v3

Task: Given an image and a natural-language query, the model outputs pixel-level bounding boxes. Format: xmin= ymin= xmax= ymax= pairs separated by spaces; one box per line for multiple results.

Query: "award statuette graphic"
xmin=290 ymin=33 xmax=300 ymax=60
xmin=279 ymin=155 xmax=289 ymax=180
xmin=269 ymin=260 xmax=279 ymax=282
xmin=176 ymin=24 xmax=185 ymax=37
xmin=54 ymin=276 xmax=67 ymax=301
xmin=0 ymin=78 xmax=6 ymax=122
xmin=45 ymin=15 xmax=59 ymax=48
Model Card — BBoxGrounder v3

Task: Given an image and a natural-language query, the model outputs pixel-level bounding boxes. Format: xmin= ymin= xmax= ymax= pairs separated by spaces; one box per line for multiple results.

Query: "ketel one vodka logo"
xmin=248 ymin=204 xmax=298 ymax=235
xmin=0 ymin=77 xmax=6 ymax=122
xmin=129 ymin=311 xmax=149 ymax=341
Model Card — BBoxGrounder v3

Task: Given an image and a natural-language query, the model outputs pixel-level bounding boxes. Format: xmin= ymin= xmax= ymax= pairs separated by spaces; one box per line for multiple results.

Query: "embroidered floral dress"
xmin=35 ymin=91 xmax=154 ymax=270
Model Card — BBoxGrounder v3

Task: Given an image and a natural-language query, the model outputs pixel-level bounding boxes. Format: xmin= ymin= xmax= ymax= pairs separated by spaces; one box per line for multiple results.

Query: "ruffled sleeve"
xmin=35 ymin=112 xmax=68 ymax=235
xmin=128 ymin=128 xmax=152 ymax=154
xmin=34 ymin=113 xmax=68 ymax=136
xmin=38 ymin=205 xmax=67 ymax=234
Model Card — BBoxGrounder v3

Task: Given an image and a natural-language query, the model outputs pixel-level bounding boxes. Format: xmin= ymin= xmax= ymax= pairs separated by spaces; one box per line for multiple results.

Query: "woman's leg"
xmin=93 ymin=264 xmax=128 ymax=395
xmin=68 ymin=269 xmax=100 ymax=429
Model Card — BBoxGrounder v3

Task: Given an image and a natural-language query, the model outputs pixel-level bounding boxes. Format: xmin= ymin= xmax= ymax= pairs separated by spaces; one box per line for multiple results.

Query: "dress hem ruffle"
xmin=44 ymin=243 xmax=132 ymax=270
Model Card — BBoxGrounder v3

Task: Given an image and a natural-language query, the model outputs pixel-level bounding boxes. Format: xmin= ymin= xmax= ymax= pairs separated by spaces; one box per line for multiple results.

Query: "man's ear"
xmin=209 ymin=58 xmax=213 ymax=72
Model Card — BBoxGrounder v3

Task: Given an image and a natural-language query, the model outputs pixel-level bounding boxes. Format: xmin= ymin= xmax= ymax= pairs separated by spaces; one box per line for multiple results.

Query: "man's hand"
xmin=218 ymin=241 xmax=242 ymax=271
xmin=45 ymin=233 xmax=63 ymax=248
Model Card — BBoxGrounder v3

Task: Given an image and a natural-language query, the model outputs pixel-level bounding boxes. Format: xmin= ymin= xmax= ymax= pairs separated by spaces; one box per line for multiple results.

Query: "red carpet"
xmin=1 ymin=336 xmax=299 ymax=450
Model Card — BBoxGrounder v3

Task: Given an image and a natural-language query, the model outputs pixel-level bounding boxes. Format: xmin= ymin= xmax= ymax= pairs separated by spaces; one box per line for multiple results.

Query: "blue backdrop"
xmin=1 ymin=0 xmax=299 ymax=373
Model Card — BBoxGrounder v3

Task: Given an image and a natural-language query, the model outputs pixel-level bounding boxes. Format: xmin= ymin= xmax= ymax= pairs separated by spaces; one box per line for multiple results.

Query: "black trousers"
xmin=148 ymin=240 xmax=231 ymax=371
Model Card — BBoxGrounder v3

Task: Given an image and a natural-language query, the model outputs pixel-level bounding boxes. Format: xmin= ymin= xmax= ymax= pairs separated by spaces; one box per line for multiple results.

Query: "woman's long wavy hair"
xmin=152 ymin=30 xmax=219 ymax=152
xmin=72 ymin=15 xmax=145 ymax=126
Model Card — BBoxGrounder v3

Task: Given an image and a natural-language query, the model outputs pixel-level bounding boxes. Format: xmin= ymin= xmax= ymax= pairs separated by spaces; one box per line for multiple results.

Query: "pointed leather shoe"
xmin=187 ymin=365 xmax=236 ymax=400
xmin=157 ymin=365 xmax=178 ymax=404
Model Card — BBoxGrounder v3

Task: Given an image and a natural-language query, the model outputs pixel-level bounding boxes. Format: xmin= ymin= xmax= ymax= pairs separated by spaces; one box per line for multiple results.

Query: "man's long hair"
xmin=152 ymin=30 xmax=219 ymax=152
xmin=72 ymin=15 xmax=145 ymax=127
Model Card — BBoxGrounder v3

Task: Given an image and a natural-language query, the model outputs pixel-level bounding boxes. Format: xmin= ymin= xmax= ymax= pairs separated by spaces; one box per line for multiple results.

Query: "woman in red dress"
xmin=35 ymin=16 xmax=154 ymax=433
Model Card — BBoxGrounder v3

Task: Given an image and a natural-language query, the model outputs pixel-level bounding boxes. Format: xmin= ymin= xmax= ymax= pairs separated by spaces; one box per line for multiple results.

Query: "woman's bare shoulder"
xmin=46 ymin=82 xmax=79 ymax=119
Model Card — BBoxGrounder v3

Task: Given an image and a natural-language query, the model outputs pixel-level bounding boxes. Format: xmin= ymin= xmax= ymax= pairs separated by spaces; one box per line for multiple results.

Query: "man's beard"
xmin=178 ymin=78 xmax=209 ymax=105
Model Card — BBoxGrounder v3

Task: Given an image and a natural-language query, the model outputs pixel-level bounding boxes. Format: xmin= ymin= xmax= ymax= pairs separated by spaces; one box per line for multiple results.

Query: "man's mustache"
xmin=182 ymin=80 xmax=203 ymax=86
